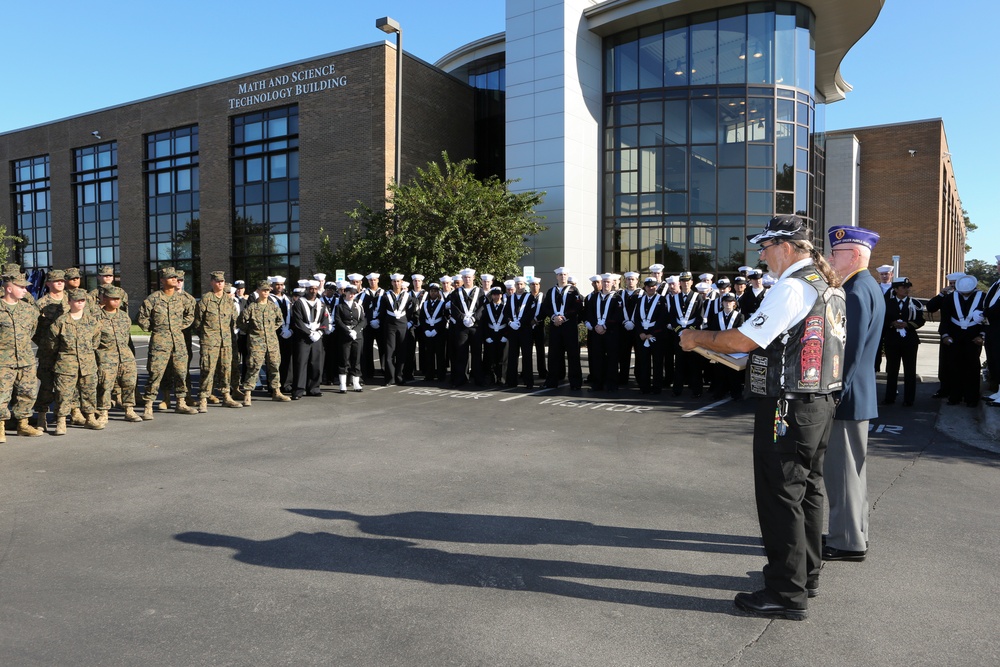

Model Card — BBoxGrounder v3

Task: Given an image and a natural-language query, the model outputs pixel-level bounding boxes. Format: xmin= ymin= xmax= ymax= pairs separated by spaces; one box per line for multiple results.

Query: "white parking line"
xmin=681 ymin=398 xmax=730 ymax=417
xmin=499 ymin=383 xmax=566 ymax=402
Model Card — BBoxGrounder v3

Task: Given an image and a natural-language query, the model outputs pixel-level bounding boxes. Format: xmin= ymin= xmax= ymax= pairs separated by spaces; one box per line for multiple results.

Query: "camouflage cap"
xmin=46 ymin=269 xmax=66 ymax=282
xmin=2 ymin=262 xmax=22 ymax=276
xmin=97 ymin=265 xmax=115 ymax=276
xmin=210 ymin=270 xmax=226 ymax=282
xmin=159 ymin=266 xmax=179 ymax=279
xmin=63 ymin=267 xmax=82 ymax=279
xmin=256 ymin=280 xmax=272 ymax=291
xmin=175 ymin=269 xmax=185 ymax=279
xmin=102 ymin=285 xmax=125 ymax=299
xmin=67 ymin=288 xmax=89 ymax=301
xmin=4 ymin=273 xmax=29 ymax=288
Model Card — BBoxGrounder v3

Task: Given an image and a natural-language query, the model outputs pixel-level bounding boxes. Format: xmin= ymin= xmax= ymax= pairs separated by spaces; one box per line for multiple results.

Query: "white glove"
xmin=280 ymin=327 xmax=292 ymax=339
xmin=406 ymin=321 xmax=413 ymax=329
xmin=585 ymin=321 xmax=593 ymax=331
xmin=486 ymin=338 xmax=494 ymax=344
xmin=370 ymin=319 xmax=380 ymax=329
xmin=510 ymin=321 xmax=520 ymax=330
xmin=349 ymin=330 xmax=358 ymax=340
xmin=500 ymin=337 xmax=507 ymax=343
xmin=463 ymin=317 xmax=474 ymax=327
xmin=308 ymin=322 xmax=320 ymax=331
xmin=644 ymin=336 xmax=657 ymax=348
xmin=309 ymin=331 xmax=322 ymax=343
xmin=624 ymin=321 xmax=635 ymax=331
xmin=425 ymin=329 xmax=436 ymax=338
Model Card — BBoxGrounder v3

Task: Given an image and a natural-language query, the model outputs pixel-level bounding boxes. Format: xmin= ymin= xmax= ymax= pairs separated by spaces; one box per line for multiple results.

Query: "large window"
xmin=603 ymin=2 xmax=821 ymax=275
xmin=467 ymin=55 xmax=506 ymax=180
xmin=145 ymin=126 xmax=200 ymax=295
xmin=72 ymin=142 xmax=119 ymax=288
xmin=231 ymin=105 xmax=299 ymax=286
xmin=10 ymin=155 xmax=51 ymax=271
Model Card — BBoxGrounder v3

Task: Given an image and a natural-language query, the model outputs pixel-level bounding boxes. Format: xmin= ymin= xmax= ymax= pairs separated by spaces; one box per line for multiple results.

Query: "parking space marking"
xmin=681 ymin=398 xmax=731 ymax=417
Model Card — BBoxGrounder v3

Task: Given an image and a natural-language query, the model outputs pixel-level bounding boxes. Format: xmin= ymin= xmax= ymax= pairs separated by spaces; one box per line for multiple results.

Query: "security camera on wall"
xmin=908 ymin=149 xmax=916 ymax=157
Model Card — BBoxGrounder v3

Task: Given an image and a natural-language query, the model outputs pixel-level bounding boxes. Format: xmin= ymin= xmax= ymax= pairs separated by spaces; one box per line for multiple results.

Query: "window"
xmin=10 ymin=155 xmax=52 ymax=272
xmin=72 ymin=143 xmax=118 ymax=288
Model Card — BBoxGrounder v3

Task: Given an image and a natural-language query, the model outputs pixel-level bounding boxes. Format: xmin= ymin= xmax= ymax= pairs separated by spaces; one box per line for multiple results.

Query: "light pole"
xmin=376 ymin=16 xmax=402 ymax=188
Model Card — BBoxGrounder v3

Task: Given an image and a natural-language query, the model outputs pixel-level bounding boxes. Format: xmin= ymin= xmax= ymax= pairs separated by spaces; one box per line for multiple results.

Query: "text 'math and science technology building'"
xmin=9 ymin=0 xmax=957 ymax=307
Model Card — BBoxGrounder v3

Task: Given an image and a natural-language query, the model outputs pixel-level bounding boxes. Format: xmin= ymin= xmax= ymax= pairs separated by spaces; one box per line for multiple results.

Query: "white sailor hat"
xmin=611 ymin=273 xmax=622 ymax=281
xmin=529 ymin=277 xmax=542 ymax=284
xmin=324 ymin=281 xmax=337 ymax=288
xmin=554 ymin=266 xmax=568 ymax=274
xmin=313 ymin=273 xmax=326 ymax=283
xmin=694 ymin=281 xmax=711 ymax=293
xmin=515 ymin=276 xmax=526 ymax=283
xmin=503 ymin=279 xmax=515 ymax=288
xmin=452 ymin=275 xmax=462 ymax=283
xmin=480 ymin=273 xmax=494 ymax=281
xmin=664 ymin=275 xmax=678 ymax=284
xmin=440 ymin=275 xmax=454 ymax=283
xmin=699 ymin=273 xmax=713 ymax=281
xmin=297 ymin=279 xmax=311 ymax=288
xmin=717 ymin=277 xmax=731 ymax=285
xmin=648 ymin=263 xmax=665 ymax=273
xmin=365 ymin=272 xmax=380 ymax=280
xmin=762 ymin=274 xmax=777 ymax=286
xmin=389 ymin=273 xmax=405 ymax=281
xmin=623 ymin=271 xmax=639 ymax=279
xmin=337 ymin=280 xmax=350 ymax=289
xmin=411 ymin=274 xmax=424 ymax=281
xmin=738 ymin=265 xmax=752 ymax=274
xmin=459 ymin=268 xmax=476 ymax=277
xmin=956 ymin=275 xmax=978 ymax=293
xmin=601 ymin=273 xmax=613 ymax=281
xmin=227 ymin=285 xmax=236 ymax=293
xmin=875 ymin=265 xmax=893 ymax=274
xmin=589 ymin=275 xmax=602 ymax=283
xmin=269 ymin=275 xmax=286 ymax=284
xmin=568 ymin=276 xmax=577 ymax=284
xmin=945 ymin=271 xmax=965 ymax=282
xmin=308 ymin=280 xmax=320 ymax=288
xmin=402 ymin=281 xmax=410 ymax=288
xmin=292 ymin=287 xmax=305 ymax=295
xmin=347 ymin=273 xmax=364 ymax=282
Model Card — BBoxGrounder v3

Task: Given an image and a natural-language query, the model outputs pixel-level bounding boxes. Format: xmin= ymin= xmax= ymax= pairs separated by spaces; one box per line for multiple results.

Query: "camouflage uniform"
xmin=33 ymin=289 xmax=69 ymax=412
xmin=194 ymin=276 xmax=238 ymax=402
xmin=49 ymin=307 xmax=102 ymax=419
xmin=0 ymin=295 xmax=40 ymax=422
xmin=96 ymin=306 xmax=138 ymax=413
xmin=137 ymin=281 xmax=196 ymax=402
xmin=238 ymin=292 xmax=284 ymax=395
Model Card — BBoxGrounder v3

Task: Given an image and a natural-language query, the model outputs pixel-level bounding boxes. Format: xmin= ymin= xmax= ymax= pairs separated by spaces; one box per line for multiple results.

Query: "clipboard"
xmin=693 ymin=347 xmax=749 ymax=371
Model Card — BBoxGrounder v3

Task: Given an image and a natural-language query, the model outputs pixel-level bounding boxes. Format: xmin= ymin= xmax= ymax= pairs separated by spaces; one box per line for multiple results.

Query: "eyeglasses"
xmin=757 ymin=240 xmax=783 ymax=253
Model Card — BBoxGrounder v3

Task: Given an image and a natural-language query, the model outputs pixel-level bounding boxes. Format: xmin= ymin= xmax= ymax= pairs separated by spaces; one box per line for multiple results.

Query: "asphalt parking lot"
xmin=0 ymin=341 xmax=997 ymax=666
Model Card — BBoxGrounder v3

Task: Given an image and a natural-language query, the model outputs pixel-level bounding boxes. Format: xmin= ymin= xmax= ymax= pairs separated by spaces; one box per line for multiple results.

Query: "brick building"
xmin=0 ymin=42 xmax=473 ymax=310
xmin=825 ymin=119 xmax=965 ymax=298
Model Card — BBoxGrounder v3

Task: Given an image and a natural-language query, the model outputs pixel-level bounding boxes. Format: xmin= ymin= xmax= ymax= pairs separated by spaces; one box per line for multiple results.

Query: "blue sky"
xmin=1 ymin=1 xmax=995 ymax=263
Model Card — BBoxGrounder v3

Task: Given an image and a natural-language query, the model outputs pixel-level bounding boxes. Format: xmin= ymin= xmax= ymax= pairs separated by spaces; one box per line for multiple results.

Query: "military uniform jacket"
xmin=291 ymin=297 xmax=332 ymax=340
xmin=883 ymin=294 xmax=925 ymax=347
xmin=540 ymin=285 xmax=582 ymax=323
xmin=481 ymin=300 xmax=509 ymax=338
xmin=237 ymin=300 xmax=284 ymax=351
xmin=619 ymin=290 xmax=641 ymax=329
xmin=334 ymin=299 xmax=367 ymax=336
xmin=377 ymin=290 xmax=416 ymax=328
xmin=447 ymin=287 xmax=485 ymax=329
xmin=632 ymin=293 xmax=668 ymax=335
xmin=939 ymin=290 xmax=987 ymax=341
xmin=503 ymin=293 xmax=536 ymax=330
xmin=418 ymin=298 xmax=448 ymax=336
xmin=666 ymin=291 xmax=704 ymax=331
xmin=96 ymin=309 xmax=135 ymax=366
xmin=138 ymin=290 xmax=195 ymax=349
xmin=194 ymin=292 xmax=238 ymax=345
xmin=0 ymin=298 xmax=39 ymax=368
xmin=738 ymin=287 xmax=767 ymax=316
xmin=50 ymin=311 xmax=102 ymax=376
xmin=835 ymin=269 xmax=884 ymax=421
xmin=34 ymin=293 xmax=68 ymax=358
xmin=360 ymin=289 xmax=385 ymax=324
xmin=984 ymin=278 xmax=1000 ymax=328
xmin=584 ymin=292 xmax=625 ymax=329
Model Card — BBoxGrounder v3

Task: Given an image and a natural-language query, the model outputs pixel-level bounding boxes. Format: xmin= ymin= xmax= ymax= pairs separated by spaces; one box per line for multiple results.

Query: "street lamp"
xmin=376 ymin=16 xmax=402 ymax=188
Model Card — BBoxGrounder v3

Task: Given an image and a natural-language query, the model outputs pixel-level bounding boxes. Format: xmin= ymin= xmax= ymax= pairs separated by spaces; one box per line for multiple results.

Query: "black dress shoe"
xmin=882 ymin=398 xmax=895 ymax=405
xmin=307 ymin=391 xmax=323 ymax=397
xmin=822 ymin=545 xmax=866 ymax=561
xmin=807 ymin=587 xmax=819 ymax=599
xmin=291 ymin=394 xmax=302 ymax=401
xmin=734 ymin=590 xmax=807 ymax=621
xmin=932 ymin=391 xmax=946 ymax=398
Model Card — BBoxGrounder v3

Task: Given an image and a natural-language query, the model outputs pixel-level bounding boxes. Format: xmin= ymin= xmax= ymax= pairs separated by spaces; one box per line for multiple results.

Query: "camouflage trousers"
xmin=55 ymin=371 xmax=98 ymax=417
xmin=144 ymin=343 xmax=190 ymax=401
xmin=242 ymin=343 xmax=281 ymax=392
xmin=35 ymin=355 xmax=76 ymax=411
xmin=0 ymin=365 xmax=39 ymax=421
xmin=199 ymin=341 xmax=233 ymax=398
xmin=98 ymin=361 xmax=138 ymax=410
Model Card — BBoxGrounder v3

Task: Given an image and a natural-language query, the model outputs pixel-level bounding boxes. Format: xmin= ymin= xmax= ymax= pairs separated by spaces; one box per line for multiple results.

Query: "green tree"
xmin=963 ymin=207 xmax=976 ymax=254
xmin=1 ymin=226 xmax=25 ymax=268
xmin=317 ymin=152 xmax=545 ymax=279
xmin=965 ymin=258 xmax=998 ymax=292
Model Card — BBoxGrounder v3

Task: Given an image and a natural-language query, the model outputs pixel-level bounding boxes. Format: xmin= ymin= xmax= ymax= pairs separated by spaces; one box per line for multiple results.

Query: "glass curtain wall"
xmin=72 ymin=142 xmax=119 ymax=289
xmin=231 ymin=105 xmax=300 ymax=287
xmin=145 ymin=125 xmax=200 ymax=295
xmin=10 ymin=155 xmax=51 ymax=271
xmin=467 ymin=56 xmax=506 ymax=180
xmin=603 ymin=2 xmax=820 ymax=275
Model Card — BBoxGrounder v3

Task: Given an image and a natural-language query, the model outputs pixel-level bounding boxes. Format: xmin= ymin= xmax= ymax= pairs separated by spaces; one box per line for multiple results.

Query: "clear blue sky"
xmin=1 ymin=1 xmax=995 ymax=263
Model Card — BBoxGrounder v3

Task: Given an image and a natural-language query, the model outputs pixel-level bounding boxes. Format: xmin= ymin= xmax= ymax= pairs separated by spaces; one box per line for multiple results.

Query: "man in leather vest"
xmin=680 ymin=214 xmax=846 ymax=621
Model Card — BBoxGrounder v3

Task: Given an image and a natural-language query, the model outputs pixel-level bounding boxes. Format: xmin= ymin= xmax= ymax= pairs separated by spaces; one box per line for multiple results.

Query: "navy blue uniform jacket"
xmin=835 ymin=268 xmax=886 ymax=421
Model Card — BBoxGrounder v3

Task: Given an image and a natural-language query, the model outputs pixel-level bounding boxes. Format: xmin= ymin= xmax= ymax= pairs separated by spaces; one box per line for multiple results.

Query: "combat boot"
xmin=70 ymin=407 xmax=87 ymax=426
xmin=207 ymin=395 xmax=220 ymax=404
xmin=0 ymin=425 xmax=5 ymax=443
xmin=97 ymin=410 xmax=109 ymax=427
xmin=197 ymin=398 xmax=208 ymax=413
xmin=124 ymin=407 xmax=144 ymax=422
xmin=158 ymin=398 xmax=169 ymax=411
xmin=272 ymin=389 xmax=291 ymax=402
xmin=17 ymin=418 xmax=43 ymax=437
xmin=35 ymin=409 xmax=50 ymax=433
xmin=174 ymin=397 xmax=199 ymax=415
xmin=84 ymin=413 xmax=104 ymax=430
xmin=143 ymin=399 xmax=155 ymax=421
xmin=242 ymin=389 xmax=252 ymax=406
xmin=222 ymin=393 xmax=243 ymax=408
xmin=53 ymin=416 xmax=67 ymax=436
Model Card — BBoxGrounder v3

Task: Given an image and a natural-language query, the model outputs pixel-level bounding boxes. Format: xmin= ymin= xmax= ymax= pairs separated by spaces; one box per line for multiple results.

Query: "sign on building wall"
xmin=229 ymin=62 xmax=348 ymax=110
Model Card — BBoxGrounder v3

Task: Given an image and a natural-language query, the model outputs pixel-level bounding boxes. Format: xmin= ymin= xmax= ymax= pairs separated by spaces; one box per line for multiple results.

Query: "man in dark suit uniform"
xmin=333 ymin=284 xmax=366 ymax=392
xmin=584 ymin=273 xmax=624 ymax=392
xmin=376 ymin=273 xmax=415 ymax=386
xmin=289 ymin=278 xmax=331 ymax=399
xmin=983 ymin=255 xmax=1000 ymax=403
xmin=939 ymin=275 xmax=987 ymax=407
xmin=738 ymin=270 xmax=767 ymax=316
xmin=924 ymin=272 xmax=964 ymax=398
xmin=541 ymin=267 xmax=583 ymax=390
xmin=882 ymin=277 xmax=925 ymax=406
xmin=447 ymin=269 xmax=485 ymax=387
xmin=503 ymin=277 xmax=535 ymax=388
xmin=822 ymin=226 xmax=886 ymax=562
xmin=418 ymin=283 xmax=449 ymax=381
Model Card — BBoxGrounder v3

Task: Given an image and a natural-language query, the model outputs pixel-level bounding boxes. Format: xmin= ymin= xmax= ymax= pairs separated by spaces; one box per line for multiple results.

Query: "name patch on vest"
xmin=749 ymin=354 xmax=768 ymax=395
xmin=799 ymin=315 xmax=824 ymax=390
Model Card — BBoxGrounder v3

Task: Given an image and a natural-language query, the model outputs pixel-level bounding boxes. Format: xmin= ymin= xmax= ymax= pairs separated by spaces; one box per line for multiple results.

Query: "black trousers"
xmin=944 ymin=337 xmax=984 ymax=404
xmin=505 ymin=325 xmax=534 ymax=388
xmin=337 ymin=331 xmax=362 ymax=378
xmin=884 ymin=338 xmax=919 ymax=404
xmin=276 ymin=335 xmax=293 ymax=392
xmin=362 ymin=324 xmax=379 ymax=379
xmin=662 ymin=329 xmax=677 ymax=387
xmin=532 ymin=321 xmax=547 ymax=378
xmin=449 ymin=325 xmax=482 ymax=386
xmin=402 ymin=328 xmax=419 ymax=380
xmin=322 ymin=332 xmax=339 ymax=382
xmin=672 ymin=343 xmax=703 ymax=395
xmin=752 ymin=394 xmax=835 ymax=608
xmin=292 ymin=337 xmax=324 ymax=396
xmin=618 ymin=330 xmax=636 ymax=385
xmin=545 ymin=321 xmax=582 ymax=389
xmin=420 ymin=331 xmax=447 ymax=380
xmin=482 ymin=335 xmax=507 ymax=384
xmin=634 ymin=336 xmax=664 ymax=393
xmin=985 ymin=328 xmax=1000 ymax=391
xmin=587 ymin=329 xmax=619 ymax=390
xmin=381 ymin=322 xmax=408 ymax=384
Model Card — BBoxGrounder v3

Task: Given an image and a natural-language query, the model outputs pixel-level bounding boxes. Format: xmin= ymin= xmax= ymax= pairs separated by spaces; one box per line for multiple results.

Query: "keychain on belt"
xmin=774 ymin=398 xmax=789 ymax=442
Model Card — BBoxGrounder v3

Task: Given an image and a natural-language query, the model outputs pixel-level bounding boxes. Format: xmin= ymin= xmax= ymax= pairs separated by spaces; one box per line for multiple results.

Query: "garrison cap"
xmin=828 ymin=225 xmax=880 ymax=251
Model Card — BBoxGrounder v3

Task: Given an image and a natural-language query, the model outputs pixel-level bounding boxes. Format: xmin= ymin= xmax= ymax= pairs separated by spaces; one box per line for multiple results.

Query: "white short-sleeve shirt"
xmin=738 ymin=258 xmax=818 ymax=349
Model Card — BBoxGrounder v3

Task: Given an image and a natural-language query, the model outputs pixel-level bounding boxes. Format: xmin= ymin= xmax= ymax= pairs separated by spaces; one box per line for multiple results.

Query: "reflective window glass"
xmin=638 ymin=26 xmax=664 ymax=88
xmin=690 ymin=21 xmax=717 ymax=85
xmin=718 ymin=14 xmax=746 ymax=84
